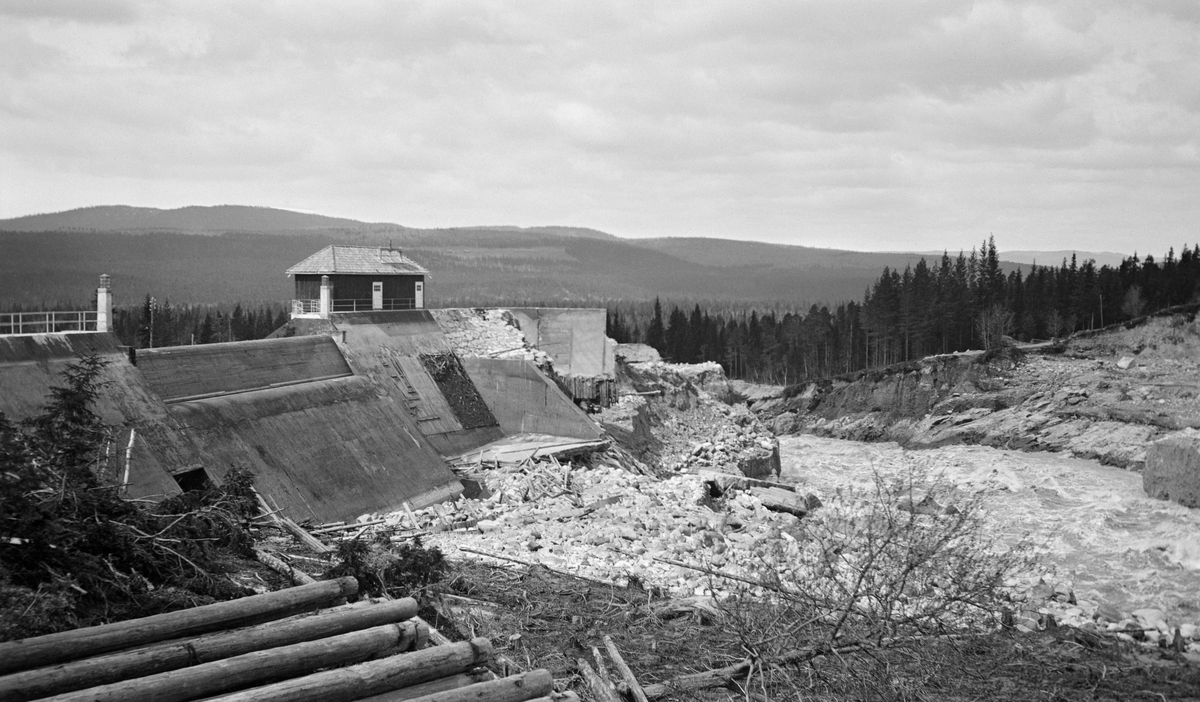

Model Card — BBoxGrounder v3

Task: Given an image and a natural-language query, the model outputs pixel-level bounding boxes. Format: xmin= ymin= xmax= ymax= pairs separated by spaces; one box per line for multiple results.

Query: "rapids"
xmin=779 ymin=435 xmax=1200 ymax=627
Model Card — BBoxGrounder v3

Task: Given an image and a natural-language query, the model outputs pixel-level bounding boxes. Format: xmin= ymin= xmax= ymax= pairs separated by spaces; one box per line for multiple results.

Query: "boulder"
xmin=616 ymin=343 xmax=662 ymax=364
xmin=772 ymin=412 xmax=798 ymax=435
xmin=1144 ymin=429 xmax=1200 ymax=508
xmin=737 ymin=443 xmax=781 ymax=479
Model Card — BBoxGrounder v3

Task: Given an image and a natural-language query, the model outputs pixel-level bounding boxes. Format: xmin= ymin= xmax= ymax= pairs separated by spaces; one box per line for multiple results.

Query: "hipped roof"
xmin=286 ymin=245 xmax=429 ymax=276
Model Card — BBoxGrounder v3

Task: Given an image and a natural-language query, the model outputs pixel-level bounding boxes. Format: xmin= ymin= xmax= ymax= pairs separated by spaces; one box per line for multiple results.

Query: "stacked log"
xmin=0 ymin=577 xmax=574 ymax=702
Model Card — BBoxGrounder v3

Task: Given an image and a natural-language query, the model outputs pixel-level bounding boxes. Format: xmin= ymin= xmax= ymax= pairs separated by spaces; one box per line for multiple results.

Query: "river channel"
xmin=778 ymin=435 xmax=1200 ymax=626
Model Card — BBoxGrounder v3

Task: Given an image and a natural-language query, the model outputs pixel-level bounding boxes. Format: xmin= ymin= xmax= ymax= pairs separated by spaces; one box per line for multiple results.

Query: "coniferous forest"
xmin=25 ymin=238 xmax=1194 ymax=386
xmin=607 ymin=238 xmax=1200 ymax=384
xmin=109 ymin=298 xmax=289 ymax=349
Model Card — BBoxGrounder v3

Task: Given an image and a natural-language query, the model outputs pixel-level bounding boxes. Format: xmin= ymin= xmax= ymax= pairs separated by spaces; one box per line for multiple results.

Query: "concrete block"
xmin=1144 ymin=428 xmax=1200 ymax=508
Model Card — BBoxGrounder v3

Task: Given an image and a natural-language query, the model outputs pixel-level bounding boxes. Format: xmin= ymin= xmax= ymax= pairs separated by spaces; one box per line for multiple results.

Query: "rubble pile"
xmin=599 ymin=362 xmax=781 ymax=480
xmin=431 ymin=308 xmax=552 ymax=366
xmin=365 ymin=456 xmax=803 ymax=598
xmin=351 ymin=451 xmax=1200 ymax=655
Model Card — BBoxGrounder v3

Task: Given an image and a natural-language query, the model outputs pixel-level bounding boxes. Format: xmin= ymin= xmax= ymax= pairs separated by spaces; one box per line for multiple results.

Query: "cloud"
xmin=0 ymin=0 xmax=136 ymax=24
xmin=0 ymin=0 xmax=1197 ymax=256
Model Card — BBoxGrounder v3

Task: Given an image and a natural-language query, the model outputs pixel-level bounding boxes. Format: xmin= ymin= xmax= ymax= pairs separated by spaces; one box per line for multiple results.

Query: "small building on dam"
xmin=287 ymin=244 xmax=427 ymax=317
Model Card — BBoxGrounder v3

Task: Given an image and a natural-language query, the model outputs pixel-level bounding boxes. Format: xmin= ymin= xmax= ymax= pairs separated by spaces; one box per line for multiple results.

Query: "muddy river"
xmin=779 ymin=435 xmax=1200 ymax=626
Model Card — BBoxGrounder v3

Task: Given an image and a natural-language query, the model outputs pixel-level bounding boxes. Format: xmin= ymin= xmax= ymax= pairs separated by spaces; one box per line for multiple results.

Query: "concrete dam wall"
xmin=0 ymin=308 xmax=612 ymax=523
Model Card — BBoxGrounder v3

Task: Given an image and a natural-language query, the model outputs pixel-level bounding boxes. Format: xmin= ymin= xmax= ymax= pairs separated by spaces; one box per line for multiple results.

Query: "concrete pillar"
xmin=96 ymin=274 xmax=113 ymax=332
xmin=319 ymin=275 xmax=331 ymax=318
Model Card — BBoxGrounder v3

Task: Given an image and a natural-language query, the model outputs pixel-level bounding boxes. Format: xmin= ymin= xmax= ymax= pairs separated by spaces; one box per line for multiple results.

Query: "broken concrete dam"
xmin=0 ymin=308 xmax=614 ymax=524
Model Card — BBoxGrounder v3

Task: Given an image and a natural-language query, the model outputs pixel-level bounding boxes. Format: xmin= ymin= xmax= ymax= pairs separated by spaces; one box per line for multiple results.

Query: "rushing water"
xmin=779 ymin=434 xmax=1200 ymax=626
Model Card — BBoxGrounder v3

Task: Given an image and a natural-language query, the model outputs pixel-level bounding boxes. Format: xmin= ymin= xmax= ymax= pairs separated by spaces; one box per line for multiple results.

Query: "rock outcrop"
xmin=1144 ymin=429 xmax=1200 ymax=508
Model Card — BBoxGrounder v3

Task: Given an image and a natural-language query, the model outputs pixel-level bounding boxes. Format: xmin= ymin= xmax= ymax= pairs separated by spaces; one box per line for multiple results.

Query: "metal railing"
xmin=0 ymin=311 xmax=98 ymax=335
xmin=292 ymin=299 xmax=321 ymax=315
xmin=331 ymin=298 xmax=417 ymax=312
xmin=291 ymin=298 xmax=420 ymax=314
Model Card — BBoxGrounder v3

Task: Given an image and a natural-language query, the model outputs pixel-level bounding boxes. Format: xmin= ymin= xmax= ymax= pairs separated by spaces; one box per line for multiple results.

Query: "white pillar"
xmin=319 ymin=275 xmax=331 ymax=318
xmin=96 ymin=274 xmax=113 ymax=332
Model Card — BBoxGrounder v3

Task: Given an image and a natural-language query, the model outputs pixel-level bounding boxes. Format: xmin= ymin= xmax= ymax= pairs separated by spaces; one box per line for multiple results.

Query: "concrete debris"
xmin=430 ymin=308 xmax=552 ymax=367
xmin=615 ymin=343 xmax=661 ymax=364
xmin=607 ymin=358 xmax=782 ymax=486
xmin=364 ymin=454 xmax=805 ymax=598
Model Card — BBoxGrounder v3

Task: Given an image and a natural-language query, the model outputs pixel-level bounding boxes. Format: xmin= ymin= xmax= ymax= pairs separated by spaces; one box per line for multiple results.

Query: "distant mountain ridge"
xmin=0 ymin=205 xmax=1131 ymax=308
xmin=0 ymin=205 xmax=617 ymax=240
xmin=0 ymin=205 xmax=400 ymax=233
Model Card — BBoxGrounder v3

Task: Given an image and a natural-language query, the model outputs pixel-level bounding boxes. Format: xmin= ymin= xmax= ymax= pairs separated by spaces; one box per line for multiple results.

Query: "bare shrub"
xmin=710 ymin=466 xmax=1035 ymax=699
xmin=975 ymin=303 xmax=1015 ymax=350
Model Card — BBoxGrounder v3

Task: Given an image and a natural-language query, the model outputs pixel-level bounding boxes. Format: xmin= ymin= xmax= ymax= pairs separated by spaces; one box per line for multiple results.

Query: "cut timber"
xmin=310 ymin=519 xmax=387 ymax=535
xmin=0 ymin=598 xmax=417 ymax=702
xmin=394 ymin=669 xmax=552 ymax=702
xmin=576 ymin=658 xmax=621 ymax=702
xmin=641 ymin=658 xmax=752 ymax=699
xmin=355 ymin=671 xmax=493 ymax=701
xmin=750 ymin=486 xmax=808 ymax=518
xmin=45 ymin=621 xmax=419 ymax=702
xmin=254 ymin=490 xmax=332 ymax=554
xmin=602 ymin=636 xmax=649 ymax=702
xmin=281 ymin=517 xmax=334 ymax=554
xmin=414 ymin=616 xmax=454 ymax=646
xmin=0 ymin=577 xmax=358 ymax=676
xmin=255 ymin=549 xmax=317 ymax=585
xmin=208 ymin=638 xmax=494 ymax=702
xmin=697 ymin=469 xmax=796 ymax=493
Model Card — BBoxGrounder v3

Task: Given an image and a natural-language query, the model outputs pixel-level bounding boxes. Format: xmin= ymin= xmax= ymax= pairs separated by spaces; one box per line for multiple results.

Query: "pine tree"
xmin=645 ymin=298 xmax=665 ymax=352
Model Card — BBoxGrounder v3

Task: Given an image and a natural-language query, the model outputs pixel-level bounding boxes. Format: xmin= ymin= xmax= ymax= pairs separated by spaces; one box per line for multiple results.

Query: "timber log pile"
xmin=0 ymin=577 xmax=578 ymax=702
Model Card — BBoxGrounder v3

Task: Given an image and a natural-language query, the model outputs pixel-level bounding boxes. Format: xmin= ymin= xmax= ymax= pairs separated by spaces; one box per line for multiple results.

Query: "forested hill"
xmin=3 ymin=205 xmax=1115 ymax=310
xmin=609 ymin=239 xmax=1198 ymax=384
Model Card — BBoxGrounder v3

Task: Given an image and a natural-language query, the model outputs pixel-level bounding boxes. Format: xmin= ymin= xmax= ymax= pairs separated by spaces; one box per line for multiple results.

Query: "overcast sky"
xmin=1 ymin=1 xmax=1196 ymax=255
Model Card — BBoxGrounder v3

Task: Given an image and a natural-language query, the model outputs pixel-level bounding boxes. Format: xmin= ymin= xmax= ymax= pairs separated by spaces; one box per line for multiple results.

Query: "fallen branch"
xmin=642 ymin=658 xmax=752 ymax=699
xmin=309 ymin=519 xmax=387 ymax=535
xmin=603 ymin=635 xmax=649 ymax=702
xmin=576 ymin=658 xmax=621 ymax=702
xmin=254 ymin=549 xmax=317 ymax=585
xmin=456 ymin=547 xmax=616 ymax=589
xmin=646 ymin=555 xmax=798 ymax=595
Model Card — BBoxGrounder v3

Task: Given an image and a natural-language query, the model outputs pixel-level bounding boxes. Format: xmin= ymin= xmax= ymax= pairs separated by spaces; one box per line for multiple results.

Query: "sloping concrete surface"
xmin=0 ymin=333 xmax=188 ymax=499
xmin=461 ymin=358 xmax=602 ymax=440
xmin=169 ymin=375 xmax=462 ymax=522
xmin=330 ymin=311 xmax=505 ymax=457
xmin=137 ymin=336 xmax=352 ymax=402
